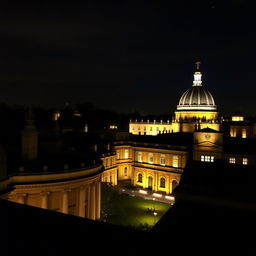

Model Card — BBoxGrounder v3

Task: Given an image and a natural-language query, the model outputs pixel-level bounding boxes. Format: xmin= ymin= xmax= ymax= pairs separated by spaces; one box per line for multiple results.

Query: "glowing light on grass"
xmin=139 ymin=189 xmax=147 ymax=194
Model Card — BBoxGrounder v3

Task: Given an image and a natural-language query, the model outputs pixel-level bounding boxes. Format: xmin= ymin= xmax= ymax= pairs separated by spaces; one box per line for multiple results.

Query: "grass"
xmin=101 ymin=183 xmax=171 ymax=230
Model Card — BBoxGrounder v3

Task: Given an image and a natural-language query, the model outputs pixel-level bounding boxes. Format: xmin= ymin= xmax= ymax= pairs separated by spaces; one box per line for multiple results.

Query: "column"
xmin=41 ymin=191 xmax=50 ymax=209
xmin=154 ymin=172 xmax=158 ymax=192
xmin=86 ymin=186 xmax=90 ymax=218
xmin=143 ymin=172 xmax=146 ymax=189
xmin=167 ymin=176 xmax=170 ymax=194
xmin=152 ymin=173 xmax=155 ymax=191
xmin=17 ymin=193 xmax=27 ymax=204
xmin=89 ymin=184 xmax=96 ymax=220
xmin=95 ymin=182 xmax=101 ymax=220
xmin=78 ymin=186 xmax=85 ymax=217
xmin=62 ymin=190 xmax=69 ymax=214
xmin=114 ymin=169 xmax=118 ymax=185
xmin=169 ymin=180 xmax=173 ymax=194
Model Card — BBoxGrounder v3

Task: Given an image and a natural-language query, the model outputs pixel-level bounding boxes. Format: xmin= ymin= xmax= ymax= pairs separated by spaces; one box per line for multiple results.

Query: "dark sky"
xmin=0 ymin=0 xmax=255 ymax=115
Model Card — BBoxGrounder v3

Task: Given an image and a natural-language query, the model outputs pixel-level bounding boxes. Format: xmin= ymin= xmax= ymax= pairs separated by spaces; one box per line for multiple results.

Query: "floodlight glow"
xmin=153 ymin=193 xmax=162 ymax=198
xmin=139 ymin=189 xmax=147 ymax=194
xmin=165 ymin=195 xmax=175 ymax=200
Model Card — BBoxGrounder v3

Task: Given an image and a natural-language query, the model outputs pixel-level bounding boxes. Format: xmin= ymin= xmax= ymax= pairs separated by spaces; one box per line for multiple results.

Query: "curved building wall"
xmin=175 ymin=111 xmax=218 ymax=122
xmin=101 ymin=154 xmax=118 ymax=185
xmin=0 ymin=164 xmax=103 ymax=220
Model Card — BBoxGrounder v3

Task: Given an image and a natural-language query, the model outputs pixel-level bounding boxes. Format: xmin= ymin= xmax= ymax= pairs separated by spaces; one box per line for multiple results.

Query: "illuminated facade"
xmin=0 ymin=112 xmax=103 ymax=221
xmin=114 ymin=142 xmax=188 ymax=194
xmin=107 ymin=65 xmax=256 ymax=195
xmin=101 ymin=153 xmax=118 ymax=185
xmin=129 ymin=67 xmax=220 ymax=135
xmin=0 ymin=163 xmax=103 ymax=220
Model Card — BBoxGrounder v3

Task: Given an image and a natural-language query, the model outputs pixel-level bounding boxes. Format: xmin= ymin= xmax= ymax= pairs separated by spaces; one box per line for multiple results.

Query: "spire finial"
xmin=193 ymin=62 xmax=202 ymax=86
xmin=195 ymin=61 xmax=201 ymax=70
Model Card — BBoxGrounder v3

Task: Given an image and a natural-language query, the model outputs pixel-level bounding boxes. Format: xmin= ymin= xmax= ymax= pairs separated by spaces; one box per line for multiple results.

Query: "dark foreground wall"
xmin=2 ymin=160 xmax=256 ymax=255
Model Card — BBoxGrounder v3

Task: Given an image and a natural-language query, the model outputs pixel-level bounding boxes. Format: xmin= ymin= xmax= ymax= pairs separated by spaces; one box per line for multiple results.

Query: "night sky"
xmin=0 ymin=0 xmax=255 ymax=115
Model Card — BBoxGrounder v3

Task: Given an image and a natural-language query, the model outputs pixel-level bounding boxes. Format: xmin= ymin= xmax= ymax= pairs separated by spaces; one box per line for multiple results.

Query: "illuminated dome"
xmin=177 ymin=71 xmax=217 ymax=111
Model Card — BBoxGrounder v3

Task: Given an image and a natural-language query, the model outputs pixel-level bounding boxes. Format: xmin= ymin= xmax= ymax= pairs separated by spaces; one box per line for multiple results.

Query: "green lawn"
xmin=101 ymin=183 xmax=171 ymax=230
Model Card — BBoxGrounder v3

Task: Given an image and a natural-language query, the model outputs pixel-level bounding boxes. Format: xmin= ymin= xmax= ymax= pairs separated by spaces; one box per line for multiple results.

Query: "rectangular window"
xmin=242 ymin=128 xmax=247 ymax=138
xmin=173 ymin=155 xmax=178 ymax=167
xmin=201 ymin=155 xmax=214 ymax=162
xmin=124 ymin=149 xmax=129 ymax=159
xmin=148 ymin=153 xmax=154 ymax=164
xmin=229 ymin=157 xmax=236 ymax=164
xmin=116 ymin=151 xmax=120 ymax=160
xmin=230 ymin=128 xmax=237 ymax=137
xmin=138 ymin=152 xmax=143 ymax=162
xmin=243 ymin=158 xmax=248 ymax=165
xmin=160 ymin=155 xmax=166 ymax=166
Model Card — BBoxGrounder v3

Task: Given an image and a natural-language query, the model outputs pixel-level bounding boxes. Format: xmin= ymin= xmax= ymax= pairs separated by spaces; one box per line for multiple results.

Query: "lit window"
xmin=242 ymin=128 xmax=247 ymax=138
xmin=124 ymin=167 xmax=128 ymax=176
xmin=160 ymin=155 xmax=166 ymax=166
xmin=116 ymin=151 xmax=120 ymax=160
xmin=160 ymin=177 xmax=166 ymax=188
xmin=229 ymin=157 xmax=236 ymax=164
xmin=230 ymin=128 xmax=237 ymax=137
xmin=138 ymin=152 xmax=142 ymax=162
xmin=138 ymin=173 xmax=143 ymax=183
xmin=201 ymin=156 xmax=214 ymax=162
xmin=232 ymin=116 xmax=244 ymax=121
xmin=148 ymin=153 xmax=154 ymax=164
xmin=124 ymin=149 xmax=129 ymax=159
xmin=173 ymin=155 xmax=178 ymax=167
xmin=243 ymin=158 xmax=248 ymax=165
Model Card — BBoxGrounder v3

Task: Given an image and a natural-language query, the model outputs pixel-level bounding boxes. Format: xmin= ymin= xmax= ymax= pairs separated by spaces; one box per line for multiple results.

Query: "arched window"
xmin=138 ymin=173 xmax=143 ymax=183
xmin=160 ymin=177 xmax=166 ymax=188
xmin=172 ymin=180 xmax=178 ymax=190
xmin=124 ymin=167 xmax=128 ymax=176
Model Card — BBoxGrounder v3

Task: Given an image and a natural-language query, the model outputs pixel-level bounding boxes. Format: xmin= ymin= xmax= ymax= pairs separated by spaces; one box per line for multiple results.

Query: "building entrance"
xmin=148 ymin=176 xmax=153 ymax=190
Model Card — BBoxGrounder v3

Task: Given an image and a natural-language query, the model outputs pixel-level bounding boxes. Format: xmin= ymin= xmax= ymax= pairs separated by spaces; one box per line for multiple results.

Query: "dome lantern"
xmin=177 ymin=62 xmax=217 ymax=111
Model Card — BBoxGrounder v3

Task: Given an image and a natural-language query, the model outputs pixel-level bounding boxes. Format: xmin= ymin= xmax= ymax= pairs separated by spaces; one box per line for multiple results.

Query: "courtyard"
xmin=101 ymin=183 xmax=172 ymax=231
